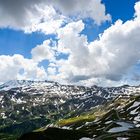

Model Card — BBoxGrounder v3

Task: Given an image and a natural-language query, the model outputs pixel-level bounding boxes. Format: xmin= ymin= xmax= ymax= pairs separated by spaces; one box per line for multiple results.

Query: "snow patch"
xmin=79 ymin=138 xmax=93 ymax=140
xmin=108 ymin=122 xmax=134 ymax=133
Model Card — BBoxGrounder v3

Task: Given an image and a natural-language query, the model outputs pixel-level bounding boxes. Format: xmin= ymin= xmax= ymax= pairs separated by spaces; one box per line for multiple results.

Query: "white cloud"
xmin=1 ymin=1 xmax=140 ymax=86
xmin=134 ymin=1 xmax=140 ymax=18
xmin=47 ymin=67 xmax=56 ymax=75
xmin=0 ymin=1 xmax=65 ymax=34
xmin=52 ymin=0 xmax=111 ymax=25
xmin=0 ymin=54 xmax=47 ymax=83
xmin=48 ymin=1 xmax=140 ymax=86
xmin=0 ymin=0 xmax=110 ymax=33
xmin=31 ymin=40 xmax=55 ymax=62
xmin=24 ymin=5 xmax=66 ymax=34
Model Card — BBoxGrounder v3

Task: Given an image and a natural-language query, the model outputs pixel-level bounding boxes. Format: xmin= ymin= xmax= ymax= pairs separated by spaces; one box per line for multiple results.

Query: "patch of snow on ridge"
xmin=80 ymin=138 xmax=93 ymax=140
xmin=108 ymin=121 xmax=135 ymax=133
xmin=0 ymin=80 xmax=55 ymax=91
xmin=130 ymin=108 xmax=139 ymax=115
xmin=0 ymin=80 xmax=33 ymax=91
xmin=129 ymin=101 xmax=140 ymax=109
xmin=117 ymin=137 xmax=129 ymax=140
xmin=134 ymin=115 xmax=140 ymax=124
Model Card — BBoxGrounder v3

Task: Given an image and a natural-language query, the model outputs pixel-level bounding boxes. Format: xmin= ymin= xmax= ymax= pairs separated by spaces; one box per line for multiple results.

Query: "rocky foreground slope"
xmin=19 ymin=95 xmax=140 ymax=140
xmin=0 ymin=80 xmax=140 ymax=139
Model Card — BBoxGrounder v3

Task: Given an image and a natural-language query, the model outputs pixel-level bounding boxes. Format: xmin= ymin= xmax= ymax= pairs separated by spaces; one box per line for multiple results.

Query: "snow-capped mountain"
xmin=0 ymin=80 xmax=106 ymax=121
xmin=0 ymin=80 xmax=140 ymax=120
xmin=0 ymin=80 xmax=54 ymax=91
xmin=0 ymin=80 xmax=140 ymax=140
xmin=18 ymin=94 xmax=140 ymax=140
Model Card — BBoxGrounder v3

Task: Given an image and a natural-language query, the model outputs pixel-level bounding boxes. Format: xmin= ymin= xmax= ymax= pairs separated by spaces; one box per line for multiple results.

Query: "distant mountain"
xmin=0 ymin=80 xmax=140 ymax=139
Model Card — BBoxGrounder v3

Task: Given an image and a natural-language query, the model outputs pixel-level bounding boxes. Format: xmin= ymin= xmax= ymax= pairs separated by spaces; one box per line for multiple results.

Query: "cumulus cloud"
xmin=48 ymin=1 xmax=140 ymax=86
xmin=0 ymin=0 xmax=110 ymax=33
xmin=52 ymin=0 xmax=111 ymax=24
xmin=1 ymin=1 xmax=140 ymax=86
xmin=31 ymin=40 xmax=55 ymax=62
xmin=0 ymin=1 xmax=65 ymax=34
xmin=0 ymin=54 xmax=47 ymax=83
xmin=134 ymin=1 xmax=140 ymax=18
xmin=47 ymin=67 xmax=56 ymax=75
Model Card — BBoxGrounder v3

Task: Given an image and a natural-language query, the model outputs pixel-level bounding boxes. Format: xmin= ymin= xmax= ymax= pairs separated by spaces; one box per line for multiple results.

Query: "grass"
xmin=56 ymin=95 xmax=135 ymax=127
xmin=57 ymin=115 xmax=95 ymax=126
xmin=33 ymin=126 xmax=47 ymax=132
xmin=57 ymin=109 xmax=107 ymax=127
xmin=0 ymin=133 xmax=17 ymax=140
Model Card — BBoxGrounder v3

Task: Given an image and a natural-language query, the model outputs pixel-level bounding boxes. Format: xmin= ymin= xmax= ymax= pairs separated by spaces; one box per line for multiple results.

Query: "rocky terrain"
xmin=0 ymin=80 xmax=140 ymax=139
xmin=18 ymin=94 xmax=140 ymax=140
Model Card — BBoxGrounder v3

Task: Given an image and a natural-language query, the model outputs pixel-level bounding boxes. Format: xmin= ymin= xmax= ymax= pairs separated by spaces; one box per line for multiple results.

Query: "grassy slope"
xmin=57 ymin=95 xmax=131 ymax=127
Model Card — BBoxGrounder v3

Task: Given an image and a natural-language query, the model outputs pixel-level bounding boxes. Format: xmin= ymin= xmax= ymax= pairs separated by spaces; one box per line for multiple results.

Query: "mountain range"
xmin=0 ymin=80 xmax=140 ymax=140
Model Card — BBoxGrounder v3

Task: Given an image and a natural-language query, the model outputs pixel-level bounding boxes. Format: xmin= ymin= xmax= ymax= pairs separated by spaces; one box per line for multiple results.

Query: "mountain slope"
xmin=18 ymin=95 xmax=140 ymax=140
xmin=57 ymin=95 xmax=140 ymax=140
xmin=0 ymin=80 xmax=140 ymax=139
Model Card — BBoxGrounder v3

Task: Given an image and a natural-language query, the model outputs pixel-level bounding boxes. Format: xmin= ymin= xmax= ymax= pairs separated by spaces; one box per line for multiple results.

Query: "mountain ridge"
xmin=0 ymin=80 xmax=140 ymax=139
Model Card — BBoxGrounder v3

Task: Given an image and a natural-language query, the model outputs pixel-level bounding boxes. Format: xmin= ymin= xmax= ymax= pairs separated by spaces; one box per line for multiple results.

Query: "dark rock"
xmin=18 ymin=127 xmax=91 ymax=140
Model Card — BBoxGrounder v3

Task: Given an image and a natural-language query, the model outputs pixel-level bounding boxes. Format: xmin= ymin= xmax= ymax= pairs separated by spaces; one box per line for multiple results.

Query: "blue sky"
xmin=0 ymin=0 xmax=140 ymax=86
xmin=103 ymin=0 xmax=137 ymax=22
xmin=0 ymin=0 xmax=137 ymax=58
xmin=0 ymin=29 xmax=46 ymax=58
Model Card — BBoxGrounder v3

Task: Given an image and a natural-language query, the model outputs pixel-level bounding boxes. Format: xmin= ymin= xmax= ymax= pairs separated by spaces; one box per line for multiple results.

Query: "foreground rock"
xmin=18 ymin=127 xmax=91 ymax=140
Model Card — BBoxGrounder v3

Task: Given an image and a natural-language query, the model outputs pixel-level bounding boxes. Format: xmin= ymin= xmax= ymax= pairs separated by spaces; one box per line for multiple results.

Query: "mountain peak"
xmin=0 ymin=80 xmax=57 ymax=91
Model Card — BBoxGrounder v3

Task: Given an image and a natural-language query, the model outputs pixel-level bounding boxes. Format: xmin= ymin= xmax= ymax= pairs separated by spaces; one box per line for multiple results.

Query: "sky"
xmin=0 ymin=0 xmax=140 ymax=86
